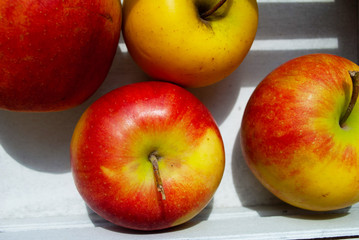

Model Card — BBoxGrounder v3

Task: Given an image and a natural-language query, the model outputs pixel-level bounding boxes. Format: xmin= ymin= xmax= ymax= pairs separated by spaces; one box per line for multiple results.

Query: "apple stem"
xmin=200 ymin=0 xmax=227 ymax=19
xmin=148 ymin=152 xmax=166 ymax=200
xmin=340 ymin=71 xmax=359 ymax=127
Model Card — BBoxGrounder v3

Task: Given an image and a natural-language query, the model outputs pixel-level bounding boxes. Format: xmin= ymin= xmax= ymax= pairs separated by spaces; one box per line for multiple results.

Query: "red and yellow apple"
xmin=0 ymin=0 xmax=121 ymax=112
xmin=240 ymin=53 xmax=359 ymax=211
xmin=70 ymin=81 xmax=225 ymax=230
xmin=122 ymin=0 xmax=258 ymax=88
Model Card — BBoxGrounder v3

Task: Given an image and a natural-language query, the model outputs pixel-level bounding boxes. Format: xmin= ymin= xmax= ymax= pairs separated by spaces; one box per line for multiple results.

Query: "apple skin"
xmin=240 ymin=54 xmax=359 ymax=211
xmin=122 ymin=0 xmax=258 ymax=88
xmin=0 ymin=0 xmax=121 ymax=112
xmin=70 ymin=81 xmax=225 ymax=230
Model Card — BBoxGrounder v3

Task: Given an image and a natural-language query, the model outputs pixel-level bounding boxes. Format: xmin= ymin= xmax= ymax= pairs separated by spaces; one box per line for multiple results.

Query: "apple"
xmin=0 ymin=0 xmax=121 ymax=112
xmin=240 ymin=53 xmax=359 ymax=211
xmin=121 ymin=0 xmax=258 ymax=88
xmin=70 ymin=81 xmax=225 ymax=230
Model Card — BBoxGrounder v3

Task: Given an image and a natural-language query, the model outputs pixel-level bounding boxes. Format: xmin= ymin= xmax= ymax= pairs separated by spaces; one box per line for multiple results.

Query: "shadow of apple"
xmin=85 ymin=199 xmax=214 ymax=233
xmin=0 ymin=47 xmax=143 ymax=173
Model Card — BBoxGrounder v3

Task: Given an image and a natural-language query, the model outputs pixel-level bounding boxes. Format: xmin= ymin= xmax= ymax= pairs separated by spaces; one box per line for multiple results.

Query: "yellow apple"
xmin=122 ymin=0 xmax=258 ymax=88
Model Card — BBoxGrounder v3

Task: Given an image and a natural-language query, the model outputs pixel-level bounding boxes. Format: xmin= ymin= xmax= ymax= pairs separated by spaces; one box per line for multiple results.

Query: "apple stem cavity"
xmin=149 ymin=151 xmax=166 ymax=200
xmin=340 ymin=71 xmax=359 ymax=128
xmin=200 ymin=0 xmax=227 ymax=19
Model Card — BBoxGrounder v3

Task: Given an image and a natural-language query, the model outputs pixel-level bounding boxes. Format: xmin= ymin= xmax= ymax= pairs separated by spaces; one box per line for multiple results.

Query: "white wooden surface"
xmin=1 ymin=0 xmax=359 ymax=239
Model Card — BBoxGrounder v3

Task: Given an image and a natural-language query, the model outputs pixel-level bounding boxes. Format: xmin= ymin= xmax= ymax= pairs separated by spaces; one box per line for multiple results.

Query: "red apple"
xmin=241 ymin=54 xmax=359 ymax=211
xmin=70 ymin=81 xmax=225 ymax=230
xmin=0 ymin=0 xmax=121 ymax=112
